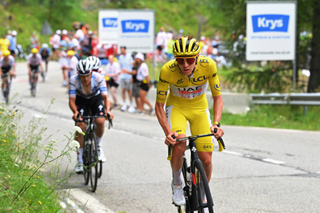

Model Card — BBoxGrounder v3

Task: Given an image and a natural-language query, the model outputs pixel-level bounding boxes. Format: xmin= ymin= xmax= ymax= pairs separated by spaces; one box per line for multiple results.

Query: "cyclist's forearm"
xmin=69 ymin=97 xmax=77 ymax=114
xmin=155 ymin=102 xmax=171 ymax=135
xmin=103 ymin=95 xmax=111 ymax=113
xmin=212 ymin=95 xmax=223 ymax=123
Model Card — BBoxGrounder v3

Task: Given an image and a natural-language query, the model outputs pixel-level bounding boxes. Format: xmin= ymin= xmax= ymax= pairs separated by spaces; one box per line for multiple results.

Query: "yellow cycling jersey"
xmin=156 ymin=56 xmax=221 ymax=109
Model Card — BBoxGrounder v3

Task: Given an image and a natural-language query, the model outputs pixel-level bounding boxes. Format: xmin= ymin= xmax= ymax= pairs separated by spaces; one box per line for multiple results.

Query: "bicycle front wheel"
xmin=194 ymin=160 xmax=214 ymax=213
xmin=89 ymin=133 xmax=98 ymax=192
xmin=83 ymin=139 xmax=90 ymax=185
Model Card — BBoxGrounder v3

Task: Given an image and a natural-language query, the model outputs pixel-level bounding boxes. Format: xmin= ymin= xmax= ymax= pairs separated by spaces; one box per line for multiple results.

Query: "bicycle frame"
xmin=2 ymin=74 xmax=11 ymax=104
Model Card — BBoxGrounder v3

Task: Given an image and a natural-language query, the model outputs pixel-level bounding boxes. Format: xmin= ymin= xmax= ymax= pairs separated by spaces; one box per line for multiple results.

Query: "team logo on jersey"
xmin=192 ymin=75 xmax=207 ymax=83
xmin=159 ymin=78 xmax=169 ymax=84
xmin=199 ymin=58 xmax=210 ymax=67
xmin=169 ymin=62 xmax=178 ymax=71
xmin=178 ymin=86 xmax=203 ymax=94
xmin=177 ymin=79 xmax=183 ymax=84
xmin=214 ymin=84 xmax=221 ymax=91
xmin=157 ymin=90 xmax=167 ymax=96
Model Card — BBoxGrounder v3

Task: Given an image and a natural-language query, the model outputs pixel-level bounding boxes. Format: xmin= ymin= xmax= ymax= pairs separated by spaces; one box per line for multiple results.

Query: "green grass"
xmin=220 ymin=105 xmax=320 ymax=131
xmin=0 ymin=102 xmax=79 ymax=212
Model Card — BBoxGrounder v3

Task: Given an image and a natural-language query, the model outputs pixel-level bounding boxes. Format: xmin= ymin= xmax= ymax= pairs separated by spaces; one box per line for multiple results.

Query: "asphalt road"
xmin=7 ymin=61 xmax=320 ymax=213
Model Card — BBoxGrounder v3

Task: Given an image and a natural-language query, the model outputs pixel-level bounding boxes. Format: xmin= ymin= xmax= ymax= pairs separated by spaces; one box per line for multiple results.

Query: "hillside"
xmin=1 ymin=0 xmax=225 ymax=51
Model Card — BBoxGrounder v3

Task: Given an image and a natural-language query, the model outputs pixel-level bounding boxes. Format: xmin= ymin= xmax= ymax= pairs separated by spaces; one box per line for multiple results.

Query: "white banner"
xmin=246 ymin=1 xmax=296 ymax=61
xmin=98 ymin=9 xmax=155 ymax=53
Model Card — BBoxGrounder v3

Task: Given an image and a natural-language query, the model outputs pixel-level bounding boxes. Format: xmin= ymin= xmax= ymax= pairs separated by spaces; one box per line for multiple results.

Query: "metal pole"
xmin=293 ymin=60 xmax=296 ymax=92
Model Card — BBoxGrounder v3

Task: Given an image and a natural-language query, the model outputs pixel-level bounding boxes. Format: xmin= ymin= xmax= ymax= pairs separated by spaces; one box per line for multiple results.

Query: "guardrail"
xmin=250 ymin=93 xmax=320 ymax=106
xmin=249 ymin=93 xmax=320 ymax=113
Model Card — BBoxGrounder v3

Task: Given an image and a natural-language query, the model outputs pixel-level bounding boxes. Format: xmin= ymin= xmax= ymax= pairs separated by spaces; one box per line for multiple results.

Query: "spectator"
xmin=118 ymin=45 xmax=135 ymax=113
xmin=96 ymin=43 xmax=107 ymax=60
xmin=9 ymin=31 xmax=17 ymax=58
xmin=105 ymin=55 xmax=121 ymax=107
xmin=51 ymin=30 xmax=61 ymax=60
xmin=30 ymin=32 xmax=40 ymax=49
xmin=166 ymin=32 xmax=175 ymax=61
xmin=135 ymin=53 xmax=154 ymax=115
xmin=178 ymin=29 xmax=184 ymax=38
xmin=61 ymin=29 xmax=69 ymax=41
xmin=0 ymin=34 xmax=10 ymax=56
xmin=60 ymin=47 xmax=68 ymax=86
xmin=66 ymin=50 xmax=78 ymax=84
xmin=155 ymin=26 xmax=167 ymax=62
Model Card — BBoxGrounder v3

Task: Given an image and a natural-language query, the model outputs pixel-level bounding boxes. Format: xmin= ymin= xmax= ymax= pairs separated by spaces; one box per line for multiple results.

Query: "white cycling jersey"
xmin=69 ymin=72 xmax=108 ymax=99
xmin=27 ymin=53 xmax=42 ymax=66
xmin=0 ymin=55 xmax=15 ymax=67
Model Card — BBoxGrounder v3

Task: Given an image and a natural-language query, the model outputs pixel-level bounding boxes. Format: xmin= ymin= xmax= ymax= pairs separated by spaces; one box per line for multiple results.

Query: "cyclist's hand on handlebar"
xmin=165 ymin=131 xmax=178 ymax=146
xmin=106 ymin=112 xmax=114 ymax=121
xmin=210 ymin=125 xmax=224 ymax=139
xmin=72 ymin=112 xmax=82 ymax=121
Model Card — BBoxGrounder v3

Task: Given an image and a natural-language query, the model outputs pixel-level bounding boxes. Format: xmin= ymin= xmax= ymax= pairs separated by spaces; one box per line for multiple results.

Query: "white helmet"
xmin=42 ymin=43 xmax=49 ymax=48
xmin=62 ymin=29 xmax=68 ymax=35
xmin=87 ymin=56 xmax=101 ymax=70
xmin=77 ymin=59 xmax=93 ymax=76
xmin=56 ymin=29 xmax=61 ymax=34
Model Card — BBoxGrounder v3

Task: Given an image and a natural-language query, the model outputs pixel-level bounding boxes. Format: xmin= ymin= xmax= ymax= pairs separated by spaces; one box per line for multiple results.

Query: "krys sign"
xmin=251 ymin=14 xmax=289 ymax=33
xmin=121 ymin=20 xmax=149 ymax=33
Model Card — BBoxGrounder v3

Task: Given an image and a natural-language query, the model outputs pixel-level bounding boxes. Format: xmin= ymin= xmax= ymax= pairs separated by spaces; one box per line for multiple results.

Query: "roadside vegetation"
xmin=0 ymin=102 xmax=80 ymax=212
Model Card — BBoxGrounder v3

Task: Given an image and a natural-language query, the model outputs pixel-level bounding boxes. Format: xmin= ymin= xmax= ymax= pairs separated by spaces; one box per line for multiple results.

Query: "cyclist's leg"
xmin=166 ymin=105 xmax=187 ymax=180
xmin=75 ymin=96 xmax=89 ymax=163
xmin=189 ymin=108 xmax=214 ymax=182
xmin=91 ymin=94 xmax=106 ymax=148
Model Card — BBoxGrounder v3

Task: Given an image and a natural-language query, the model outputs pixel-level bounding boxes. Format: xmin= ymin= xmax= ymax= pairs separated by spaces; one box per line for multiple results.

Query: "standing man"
xmin=105 ymin=55 xmax=121 ymax=108
xmin=118 ymin=45 xmax=135 ymax=113
xmin=155 ymin=36 xmax=224 ymax=206
xmin=51 ymin=30 xmax=61 ymax=61
xmin=155 ymin=26 xmax=167 ymax=62
xmin=9 ymin=31 xmax=17 ymax=58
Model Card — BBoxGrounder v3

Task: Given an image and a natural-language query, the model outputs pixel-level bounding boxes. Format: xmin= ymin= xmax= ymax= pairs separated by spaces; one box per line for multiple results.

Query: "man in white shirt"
xmin=52 ymin=30 xmax=61 ymax=60
xmin=155 ymin=26 xmax=167 ymax=62
xmin=105 ymin=55 xmax=120 ymax=107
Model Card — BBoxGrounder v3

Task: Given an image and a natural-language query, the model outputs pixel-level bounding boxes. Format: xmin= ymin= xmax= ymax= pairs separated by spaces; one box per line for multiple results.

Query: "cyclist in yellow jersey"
xmin=155 ymin=36 xmax=224 ymax=206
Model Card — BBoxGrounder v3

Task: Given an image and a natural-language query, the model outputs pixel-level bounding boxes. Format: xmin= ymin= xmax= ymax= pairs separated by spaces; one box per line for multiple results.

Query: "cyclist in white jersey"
xmin=69 ymin=59 xmax=113 ymax=173
xmin=0 ymin=50 xmax=16 ymax=98
xmin=27 ymin=48 xmax=43 ymax=86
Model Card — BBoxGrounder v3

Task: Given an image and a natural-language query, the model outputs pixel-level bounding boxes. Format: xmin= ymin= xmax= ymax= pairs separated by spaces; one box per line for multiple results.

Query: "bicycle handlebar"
xmin=167 ymin=130 xmax=226 ymax=160
xmin=74 ymin=113 xmax=113 ymax=129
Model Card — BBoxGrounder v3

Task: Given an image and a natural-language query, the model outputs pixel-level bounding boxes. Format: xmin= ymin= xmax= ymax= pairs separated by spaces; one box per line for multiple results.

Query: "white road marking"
xmin=262 ymin=158 xmax=286 ymax=165
xmin=68 ymin=188 xmax=115 ymax=213
xmin=223 ymin=150 xmax=243 ymax=156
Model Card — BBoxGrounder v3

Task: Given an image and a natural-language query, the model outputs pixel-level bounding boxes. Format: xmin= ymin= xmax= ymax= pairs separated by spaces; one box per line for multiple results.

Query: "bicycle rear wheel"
xmin=89 ymin=133 xmax=98 ymax=192
xmin=194 ymin=160 xmax=214 ymax=213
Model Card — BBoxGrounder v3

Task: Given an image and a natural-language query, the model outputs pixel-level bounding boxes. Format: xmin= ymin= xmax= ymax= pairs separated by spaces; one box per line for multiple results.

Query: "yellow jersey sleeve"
xmin=156 ymin=66 xmax=170 ymax=103
xmin=207 ymin=58 xmax=221 ymax=97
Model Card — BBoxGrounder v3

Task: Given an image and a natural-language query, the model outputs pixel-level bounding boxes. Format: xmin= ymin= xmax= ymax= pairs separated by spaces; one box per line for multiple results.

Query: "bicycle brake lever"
xmin=107 ymin=113 xmax=113 ymax=129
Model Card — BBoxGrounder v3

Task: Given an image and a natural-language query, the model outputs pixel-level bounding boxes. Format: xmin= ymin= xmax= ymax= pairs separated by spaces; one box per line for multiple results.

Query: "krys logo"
xmin=252 ymin=14 xmax=289 ymax=33
xmin=102 ymin=18 xmax=118 ymax=28
xmin=121 ymin=20 xmax=149 ymax=33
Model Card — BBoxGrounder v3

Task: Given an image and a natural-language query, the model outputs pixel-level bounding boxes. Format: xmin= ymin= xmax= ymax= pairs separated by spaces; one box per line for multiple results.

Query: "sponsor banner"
xmin=246 ymin=2 xmax=296 ymax=61
xmin=99 ymin=10 xmax=155 ymax=53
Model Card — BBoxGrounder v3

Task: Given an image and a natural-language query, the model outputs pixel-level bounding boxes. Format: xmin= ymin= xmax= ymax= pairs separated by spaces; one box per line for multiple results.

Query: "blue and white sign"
xmin=246 ymin=2 xmax=296 ymax=61
xmin=121 ymin=20 xmax=149 ymax=33
xmin=99 ymin=10 xmax=155 ymax=53
xmin=102 ymin=18 xmax=118 ymax=28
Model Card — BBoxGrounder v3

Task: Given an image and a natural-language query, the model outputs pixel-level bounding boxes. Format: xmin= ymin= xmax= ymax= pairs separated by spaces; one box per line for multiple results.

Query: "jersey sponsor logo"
xmin=169 ymin=62 xmax=178 ymax=71
xmin=252 ymin=14 xmax=289 ymax=33
xmin=214 ymin=84 xmax=220 ymax=91
xmin=102 ymin=18 xmax=118 ymax=28
xmin=121 ymin=20 xmax=149 ymax=33
xmin=200 ymin=59 xmax=209 ymax=63
xmin=203 ymin=145 xmax=212 ymax=151
xmin=193 ymin=75 xmax=207 ymax=83
xmin=199 ymin=58 xmax=209 ymax=67
xmin=176 ymin=130 xmax=182 ymax=133
xmin=178 ymin=86 xmax=203 ymax=95
xmin=98 ymin=104 xmax=103 ymax=111
xmin=177 ymin=79 xmax=183 ymax=84
xmin=157 ymin=90 xmax=167 ymax=96
xmin=159 ymin=78 xmax=169 ymax=84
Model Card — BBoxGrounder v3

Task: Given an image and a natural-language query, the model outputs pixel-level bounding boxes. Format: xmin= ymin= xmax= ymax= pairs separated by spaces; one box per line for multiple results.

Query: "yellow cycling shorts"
xmin=166 ymin=105 xmax=214 ymax=152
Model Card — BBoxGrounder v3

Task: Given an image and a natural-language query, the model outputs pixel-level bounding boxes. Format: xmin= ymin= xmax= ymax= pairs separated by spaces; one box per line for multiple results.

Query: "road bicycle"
xmin=168 ymin=130 xmax=225 ymax=213
xmin=2 ymin=73 xmax=12 ymax=105
xmin=75 ymin=112 xmax=112 ymax=192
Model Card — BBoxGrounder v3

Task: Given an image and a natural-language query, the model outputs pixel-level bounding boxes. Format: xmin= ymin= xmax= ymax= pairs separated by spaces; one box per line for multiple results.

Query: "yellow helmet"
xmin=67 ymin=50 xmax=75 ymax=56
xmin=173 ymin=36 xmax=203 ymax=57
xmin=2 ymin=50 xmax=11 ymax=57
xmin=31 ymin=48 xmax=38 ymax=54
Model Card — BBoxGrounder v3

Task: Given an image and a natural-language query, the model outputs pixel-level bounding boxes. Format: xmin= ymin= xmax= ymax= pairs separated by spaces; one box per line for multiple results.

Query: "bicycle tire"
xmin=98 ymin=160 xmax=102 ymax=178
xmin=194 ymin=160 xmax=214 ymax=213
xmin=178 ymin=157 xmax=192 ymax=213
xmin=83 ymin=136 xmax=90 ymax=185
xmin=89 ymin=133 xmax=98 ymax=192
xmin=3 ymin=83 xmax=9 ymax=105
